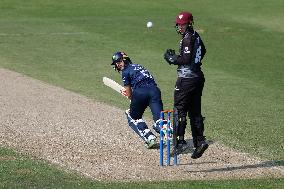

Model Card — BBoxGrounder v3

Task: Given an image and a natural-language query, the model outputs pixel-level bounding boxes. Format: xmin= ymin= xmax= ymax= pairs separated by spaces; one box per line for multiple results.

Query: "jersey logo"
xmin=184 ymin=47 xmax=190 ymax=54
xmin=174 ymin=86 xmax=180 ymax=91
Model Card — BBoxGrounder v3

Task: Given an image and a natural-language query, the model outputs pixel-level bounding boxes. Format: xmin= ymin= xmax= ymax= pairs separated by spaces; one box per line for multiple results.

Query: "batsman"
xmin=111 ymin=52 xmax=163 ymax=148
xmin=164 ymin=11 xmax=209 ymax=159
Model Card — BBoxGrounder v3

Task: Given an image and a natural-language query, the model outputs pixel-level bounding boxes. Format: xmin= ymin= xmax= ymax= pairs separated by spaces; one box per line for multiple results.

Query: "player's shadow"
xmin=187 ymin=160 xmax=284 ymax=173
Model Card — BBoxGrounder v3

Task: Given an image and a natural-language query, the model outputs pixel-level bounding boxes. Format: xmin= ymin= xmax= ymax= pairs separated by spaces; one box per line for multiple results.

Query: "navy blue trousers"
xmin=130 ymin=86 xmax=163 ymax=123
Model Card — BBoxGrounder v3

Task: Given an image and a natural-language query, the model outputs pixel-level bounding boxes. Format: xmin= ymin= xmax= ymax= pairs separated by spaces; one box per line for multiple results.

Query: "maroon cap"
xmin=176 ymin=11 xmax=193 ymax=25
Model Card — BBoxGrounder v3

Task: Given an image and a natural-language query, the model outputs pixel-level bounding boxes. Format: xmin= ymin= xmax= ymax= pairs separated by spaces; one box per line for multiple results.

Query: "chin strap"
xmin=175 ymin=24 xmax=193 ymax=35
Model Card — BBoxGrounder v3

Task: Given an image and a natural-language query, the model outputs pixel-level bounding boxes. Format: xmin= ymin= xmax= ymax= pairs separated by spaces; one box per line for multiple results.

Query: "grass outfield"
xmin=0 ymin=0 xmax=283 ymax=187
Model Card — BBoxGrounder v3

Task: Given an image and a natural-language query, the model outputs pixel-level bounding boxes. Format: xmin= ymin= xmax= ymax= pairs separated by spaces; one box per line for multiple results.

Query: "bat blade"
xmin=102 ymin=77 xmax=123 ymax=94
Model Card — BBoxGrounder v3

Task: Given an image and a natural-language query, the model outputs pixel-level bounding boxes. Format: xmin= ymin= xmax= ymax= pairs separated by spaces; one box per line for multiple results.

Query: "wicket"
xmin=159 ymin=110 xmax=177 ymax=166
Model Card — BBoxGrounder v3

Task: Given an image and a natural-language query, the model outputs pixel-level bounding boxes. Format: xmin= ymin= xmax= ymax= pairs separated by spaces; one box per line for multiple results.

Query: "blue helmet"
xmin=111 ymin=52 xmax=131 ymax=71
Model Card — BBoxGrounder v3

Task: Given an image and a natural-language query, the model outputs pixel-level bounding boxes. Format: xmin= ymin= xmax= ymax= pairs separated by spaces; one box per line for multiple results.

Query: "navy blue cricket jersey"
xmin=121 ymin=64 xmax=157 ymax=89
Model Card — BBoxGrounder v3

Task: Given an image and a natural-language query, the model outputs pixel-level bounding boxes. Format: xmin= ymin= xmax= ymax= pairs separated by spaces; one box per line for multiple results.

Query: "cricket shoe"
xmin=191 ymin=142 xmax=209 ymax=159
xmin=170 ymin=139 xmax=188 ymax=156
xmin=145 ymin=138 xmax=157 ymax=149
xmin=176 ymin=139 xmax=188 ymax=153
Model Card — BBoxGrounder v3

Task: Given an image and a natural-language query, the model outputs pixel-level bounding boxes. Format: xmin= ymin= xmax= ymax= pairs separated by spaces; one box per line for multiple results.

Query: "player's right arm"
xmin=164 ymin=35 xmax=193 ymax=65
xmin=121 ymin=69 xmax=132 ymax=99
xmin=121 ymin=85 xmax=132 ymax=99
xmin=175 ymin=35 xmax=193 ymax=65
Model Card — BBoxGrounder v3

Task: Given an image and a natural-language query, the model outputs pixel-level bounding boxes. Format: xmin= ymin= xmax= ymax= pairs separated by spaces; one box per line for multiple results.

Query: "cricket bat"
xmin=102 ymin=77 xmax=124 ymax=94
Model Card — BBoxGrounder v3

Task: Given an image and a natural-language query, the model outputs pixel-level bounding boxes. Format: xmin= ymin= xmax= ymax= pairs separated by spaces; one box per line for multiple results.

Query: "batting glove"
xmin=120 ymin=88 xmax=128 ymax=97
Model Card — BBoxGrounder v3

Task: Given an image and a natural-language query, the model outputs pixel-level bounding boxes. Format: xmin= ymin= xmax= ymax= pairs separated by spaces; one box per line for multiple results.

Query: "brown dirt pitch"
xmin=0 ymin=68 xmax=283 ymax=182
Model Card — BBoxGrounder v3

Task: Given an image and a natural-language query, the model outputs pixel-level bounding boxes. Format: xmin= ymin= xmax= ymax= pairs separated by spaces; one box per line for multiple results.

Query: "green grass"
xmin=0 ymin=0 xmax=283 ymax=187
xmin=1 ymin=147 xmax=283 ymax=189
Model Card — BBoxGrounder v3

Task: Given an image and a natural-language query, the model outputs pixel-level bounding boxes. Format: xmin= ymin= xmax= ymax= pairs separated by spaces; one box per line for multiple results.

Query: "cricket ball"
xmin=146 ymin=21 xmax=153 ymax=28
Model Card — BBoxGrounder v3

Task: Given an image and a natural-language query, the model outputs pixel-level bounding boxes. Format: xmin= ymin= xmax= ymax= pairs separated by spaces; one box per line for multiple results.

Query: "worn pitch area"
xmin=0 ymin=68 xmax=283 ymax=181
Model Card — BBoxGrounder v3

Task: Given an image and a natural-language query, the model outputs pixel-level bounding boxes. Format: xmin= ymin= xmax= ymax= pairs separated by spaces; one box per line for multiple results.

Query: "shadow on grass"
xmin=274 ymin=160 xmax=284 ymax=166
xmin=188 ymin=160 xmax=284 ymax=173
xmin=171 ymin=139 xmax=284 ymax=172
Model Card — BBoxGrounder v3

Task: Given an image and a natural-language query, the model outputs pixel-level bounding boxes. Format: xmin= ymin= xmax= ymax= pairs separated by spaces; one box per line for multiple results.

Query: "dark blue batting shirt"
xmin=122 ymin=63 xmax=157 ymax=89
